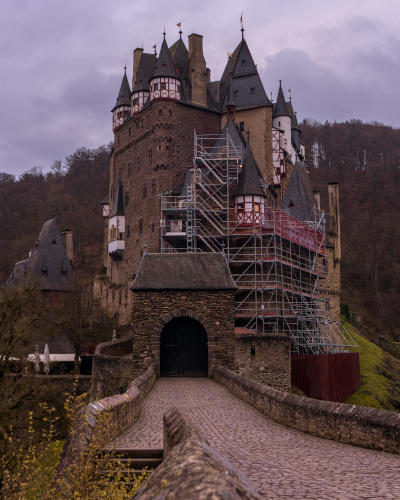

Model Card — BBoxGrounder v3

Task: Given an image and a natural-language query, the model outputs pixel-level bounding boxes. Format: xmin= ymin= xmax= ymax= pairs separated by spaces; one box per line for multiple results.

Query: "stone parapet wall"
xmin=235 ymin=333 xmax=291 ymax=392
xmin=130 ymin=406 xmax=263 ymax=500
xmin=59 ymin=365 xmax=156 ymax=476
xmin=214 ymin=365 xmax=400 ymax=454
xmin=90 ymin=336 xmax=134 ymax=401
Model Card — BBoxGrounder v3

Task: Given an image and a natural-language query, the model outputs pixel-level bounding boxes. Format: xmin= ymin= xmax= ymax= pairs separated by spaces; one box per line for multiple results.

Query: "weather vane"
xmin=270 ymin=90 xmax=274 ymax=102
xmin=288 ymin=87 xmax=293 ymax=102
xmin=177 ymin=20 xmax=184 ymax=38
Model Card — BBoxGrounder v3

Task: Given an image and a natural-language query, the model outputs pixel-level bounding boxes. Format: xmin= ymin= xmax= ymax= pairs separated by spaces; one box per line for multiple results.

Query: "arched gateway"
xmin=160 ymin=317 xmax=208 ymax=377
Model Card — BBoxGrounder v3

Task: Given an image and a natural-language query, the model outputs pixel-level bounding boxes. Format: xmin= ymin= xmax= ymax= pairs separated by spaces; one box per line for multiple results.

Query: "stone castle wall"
xmin=235 ymin=334 xmax=291 ymax=392
xmin=107 ymin=101 xmax=221 ymax=285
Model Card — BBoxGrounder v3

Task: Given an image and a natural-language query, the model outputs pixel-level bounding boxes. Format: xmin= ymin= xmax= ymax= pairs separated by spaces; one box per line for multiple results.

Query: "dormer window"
xmin=289 ymin=200 xmax=295 ymax=208
xmin=51 ymin=239 xmax=57 ymax=245
xmin=61 ymin=267 xmax=67 ymax=278
xmin=251 ymin=88 xmax=255 ymax=94
xmin=242 ymin=60 xmax=247 ymax=67
xmin=175 ymin=67 xmax=180 ymax=74
xmin=162 ymin=60 xmax=167 ymax=68
xmin=234 ymin=90 xmax=239 ymax=97
xmin=41 ymin=263 xmax=47 ymax=277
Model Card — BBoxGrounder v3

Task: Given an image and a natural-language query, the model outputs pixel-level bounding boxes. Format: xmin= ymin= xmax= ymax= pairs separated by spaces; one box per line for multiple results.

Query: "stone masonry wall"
xmin=131 ymin=406 xmax=263 ymax=500
xmin=130 ymin=289 xmax=236 ymax=375
xmin=107 ymin=100 xmax=221 ymax=286
xmin=214 ymin=365 xmax=400 ymax=454
xmin=235 ymin=334 xmax=291 ymax=392
xmin=90 ymin=336 xmax=134 ymax=401
xmin=93 ymin=275 xmax=133 ymax=324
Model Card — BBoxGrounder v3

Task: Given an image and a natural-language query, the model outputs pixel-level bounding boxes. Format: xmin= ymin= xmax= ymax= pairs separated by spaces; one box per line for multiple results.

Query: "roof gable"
xmin=4 ymin=220 xmax=76 ymax=291
xmin=130 ymin=253 xmax=237 ymax=291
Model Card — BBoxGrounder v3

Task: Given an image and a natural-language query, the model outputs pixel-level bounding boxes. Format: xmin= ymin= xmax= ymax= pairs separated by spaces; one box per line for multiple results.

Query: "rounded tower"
xmin=111 ymin=67 xmax=132 ymax=132
xmin=149 ymin=32 xmax=181 ymax=102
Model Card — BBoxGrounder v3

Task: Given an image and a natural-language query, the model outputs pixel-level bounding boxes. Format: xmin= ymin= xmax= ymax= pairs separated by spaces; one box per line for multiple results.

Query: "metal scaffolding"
xmin=160 ymin=132 xmax=358 ymax=354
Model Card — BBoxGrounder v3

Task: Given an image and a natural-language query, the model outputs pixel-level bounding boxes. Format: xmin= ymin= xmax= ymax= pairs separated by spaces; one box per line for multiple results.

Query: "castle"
xmin=93 ymin=26 xmax=360 ymax=401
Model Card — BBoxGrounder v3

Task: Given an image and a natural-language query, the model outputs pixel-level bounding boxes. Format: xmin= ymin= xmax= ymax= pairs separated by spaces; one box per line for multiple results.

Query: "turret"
xmin=149 ymin=33 xmax=180 ymax=102
xmin=234 ymin=141 xmax=266 ymax=225
xmin=272 ymin=81 xmax=291 ymax=154
xmin=108 ymin=181 xmax=125 ymax=255
xmin=111 ymin=68 xmax=131 ymax=132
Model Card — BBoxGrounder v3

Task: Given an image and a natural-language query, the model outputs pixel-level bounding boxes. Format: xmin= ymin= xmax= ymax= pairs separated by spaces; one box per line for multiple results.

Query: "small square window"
xmin=234 ymin=90 xmax=239 ymax=97
xmin=239 ymin=122 xmax=245 ymax=132
xmin=169 ymin=110 xmax=172 ymax=117
xmin=242 ymin=60 xmax=247 ymax=67
xmin=154 ymin=83 xmax=158 ymax=91
xmin=135 ymin=98 xmax=139 ymax=105
xmin=139 ymin=218 xmax=143 ymax=235
xmin=177 ymin=85 xmax=180 ymax=92
xmin=159 ymin=110 xmax=162 ymax=116
xmin=175 ymin=67 xmax=180 ymax=74
xmin=161 ymin=82 xmax=166 ymax=90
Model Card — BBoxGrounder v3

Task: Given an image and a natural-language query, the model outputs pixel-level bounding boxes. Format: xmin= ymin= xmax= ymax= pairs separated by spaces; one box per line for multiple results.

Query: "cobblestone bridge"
xmin=111 ymin=379 xmax=400 ymax=499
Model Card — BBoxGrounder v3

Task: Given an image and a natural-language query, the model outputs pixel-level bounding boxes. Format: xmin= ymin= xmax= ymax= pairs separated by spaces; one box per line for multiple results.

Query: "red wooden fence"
xmin=291 ymin=352 xmax=361 ymax=403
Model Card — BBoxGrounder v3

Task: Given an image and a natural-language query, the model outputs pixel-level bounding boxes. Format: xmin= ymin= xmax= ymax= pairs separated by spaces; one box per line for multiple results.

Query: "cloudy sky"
xmin=2 ymin=0 xmax=399 ymax=176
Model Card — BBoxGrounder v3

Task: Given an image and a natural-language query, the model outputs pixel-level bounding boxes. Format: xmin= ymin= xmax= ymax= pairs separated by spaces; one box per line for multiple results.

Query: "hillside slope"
xmin=344 ymin=319 xmax=400 ymax=411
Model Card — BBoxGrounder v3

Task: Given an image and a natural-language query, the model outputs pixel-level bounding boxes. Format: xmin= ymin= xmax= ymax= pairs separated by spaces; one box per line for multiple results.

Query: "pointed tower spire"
xmin=234 ymin=141 xmax=266 ymax=198
xmin=111 ymin=70 xmax=132 ymax=131
xmin=150 ymin=34 xmax=181 ymax=102
xmin=273 ymin=80 xmax=290 ymax=118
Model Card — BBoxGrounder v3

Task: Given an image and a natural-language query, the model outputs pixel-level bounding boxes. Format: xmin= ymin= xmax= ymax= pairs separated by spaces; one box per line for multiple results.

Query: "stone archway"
xmin=151 ymin=310 xmax=216 ymax=373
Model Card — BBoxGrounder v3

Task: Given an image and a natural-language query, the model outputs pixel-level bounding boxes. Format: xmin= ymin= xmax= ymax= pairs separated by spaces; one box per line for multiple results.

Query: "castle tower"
xmin=272 ymin=81 xmax=291 ymax=156
xmin=112 ymin=69 xmax=132 ymax=132
xmin=149 ymin=33 xmax=181 ymax=102
xmin=234 ymin=141 xmax=266 ymax=225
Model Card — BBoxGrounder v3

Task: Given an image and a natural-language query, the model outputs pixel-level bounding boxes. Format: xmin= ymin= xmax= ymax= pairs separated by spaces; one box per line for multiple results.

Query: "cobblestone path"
xmin=111 ymin=379 xmax=400 ymax=499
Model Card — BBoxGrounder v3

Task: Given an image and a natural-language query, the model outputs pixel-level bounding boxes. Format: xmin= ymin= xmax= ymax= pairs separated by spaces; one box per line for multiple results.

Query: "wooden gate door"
xmin=160 ymin=317 xmax=208 ymax=378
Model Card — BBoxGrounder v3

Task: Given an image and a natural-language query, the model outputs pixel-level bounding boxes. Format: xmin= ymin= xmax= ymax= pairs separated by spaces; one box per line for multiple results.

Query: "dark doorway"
xmin=160 ymin=317 xmax=208 ymax=378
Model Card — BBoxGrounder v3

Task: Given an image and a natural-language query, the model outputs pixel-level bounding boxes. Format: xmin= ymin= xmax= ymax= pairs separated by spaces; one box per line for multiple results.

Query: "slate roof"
xmin=234 ymin=141 xmax=266 ymax=198
xmin=207 ymin=81 xmax=220 ymax=104
xmin=101 ymin=195 xmax=109 ymax=205
xmin=226 ymin=73 xmax=237 ymax=107
xmin=219 ymin=39 xmax=271 ymax=112
xmin=213 ymin=118 xmax=246 ymax=161
xmin=281 ymin=162 xmax=316 ymax=220
xmin=273 ymin=83 xmax=290 ymax=118
xmin=287 ymin=101 xmax=300 ymax=130
xmin=109 ymin=181 xmax=125 ymax=217
xmin=170 ymin=38 xmax=188 ymax=78
xmin=152 ymin=38 xmax=179 ymax=80
xmin=133 ymin=53 xmax=157 ymax=92
xmin=3 ymin=220 xmax=76 ymax=291
xmin=111 ymin=71 xmax=131 ymax=112
xmin=130 ymin=253 xmax=237 ymax=290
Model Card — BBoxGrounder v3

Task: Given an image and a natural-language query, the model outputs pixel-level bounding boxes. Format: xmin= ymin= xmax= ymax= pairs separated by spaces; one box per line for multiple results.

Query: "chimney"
xmin=328 ymin=182 xmax=341 ymax=262
xmin=313 ymin=191 xmax=320 ymax=211
xmin=61 ymin=229 xmax=74 ymax=268
xmin=206 ymin=67 xmax=211 ymax=83
xmin=132 ymin=48 xmax=143 ymax=92
xmin=188 ymin=34 xmax=207 ymax=106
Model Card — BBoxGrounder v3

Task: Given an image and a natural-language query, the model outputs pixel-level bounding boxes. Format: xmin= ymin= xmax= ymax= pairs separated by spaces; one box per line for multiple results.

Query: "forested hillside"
xmin=2 ymin=120 xmax=400 ymax=342
xmin=0 ymin=143 xmax=111 ymax=282
xmin=303 ymin=119 xmax=400 ymax=342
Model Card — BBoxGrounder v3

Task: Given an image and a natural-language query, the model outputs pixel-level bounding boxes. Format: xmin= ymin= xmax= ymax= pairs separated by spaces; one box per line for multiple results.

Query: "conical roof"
xmin=109 ymin=181 xmax=125 ymax=217
xmin=281 ymin=162 xmax=316 ymax=220
xmin=273 ymin=82 xmax=290 ymax=118
xmin=170 ymin=38 xmax=188 ymax=77
xmin=152 ymin=37 xmax=179 ymax=80
xmin=234 ymin=141 xmax=266 ymax=198
xmin=111 ymin=71 xmax=131 ymax=112
xmin=226 ymin=73 xmax=236 ymax=108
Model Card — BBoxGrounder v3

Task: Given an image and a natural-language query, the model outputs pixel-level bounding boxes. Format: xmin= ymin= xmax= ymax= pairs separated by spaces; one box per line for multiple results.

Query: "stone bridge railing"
xmin=213 ymin=365 xmax=400 ymax=454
